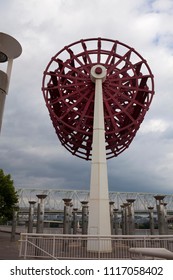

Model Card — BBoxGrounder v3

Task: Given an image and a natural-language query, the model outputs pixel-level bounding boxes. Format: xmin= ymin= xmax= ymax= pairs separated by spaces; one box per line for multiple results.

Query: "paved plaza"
xmin=0 ymin=230 xmax=21 ymax=260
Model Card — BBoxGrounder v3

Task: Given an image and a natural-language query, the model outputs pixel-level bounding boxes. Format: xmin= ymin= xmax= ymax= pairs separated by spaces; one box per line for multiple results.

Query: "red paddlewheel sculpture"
xmin=42 ymin=38 xmax=154 ymax=160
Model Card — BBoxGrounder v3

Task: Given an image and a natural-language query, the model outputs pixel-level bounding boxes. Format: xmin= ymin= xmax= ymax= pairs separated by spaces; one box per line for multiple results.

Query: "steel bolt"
xmin=95 ymin=66 xmax=102 ymax=74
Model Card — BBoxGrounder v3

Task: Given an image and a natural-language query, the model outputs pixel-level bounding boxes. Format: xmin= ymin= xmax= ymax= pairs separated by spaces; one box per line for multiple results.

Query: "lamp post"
xmin=0 ymin=32 xmax=22 ymax=132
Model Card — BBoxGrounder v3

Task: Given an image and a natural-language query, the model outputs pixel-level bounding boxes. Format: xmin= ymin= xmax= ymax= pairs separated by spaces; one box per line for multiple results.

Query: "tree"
xmin=0 ymin=169 xmax=18 ymax=224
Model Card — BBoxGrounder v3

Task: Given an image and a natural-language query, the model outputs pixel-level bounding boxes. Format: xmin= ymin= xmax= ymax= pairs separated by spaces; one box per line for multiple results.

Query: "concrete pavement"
xmin=0 ymin=231 xmax=21 ymax=260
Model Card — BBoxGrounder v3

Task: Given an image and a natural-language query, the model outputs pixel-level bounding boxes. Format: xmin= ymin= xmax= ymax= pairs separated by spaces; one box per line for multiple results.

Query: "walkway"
xmin=0 ymin=230 xmax=21 ymax=260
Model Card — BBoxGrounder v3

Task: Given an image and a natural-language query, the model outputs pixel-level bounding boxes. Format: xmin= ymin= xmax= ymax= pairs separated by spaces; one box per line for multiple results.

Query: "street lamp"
xmin=0 ymin=32 xmax=22 ymax=132
xmin=0 ymin=51 xmax=8 ymax=62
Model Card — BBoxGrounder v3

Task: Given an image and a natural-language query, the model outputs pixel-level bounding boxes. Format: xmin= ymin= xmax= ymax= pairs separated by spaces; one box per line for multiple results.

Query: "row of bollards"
xmin=27 ymin=195 xmax=169 ymax=235
xmin=11 ymin=193 xmax=170 ymax=241
xmin=120 ymin=196 xmax=169 ymax=235
xmin=27 ymin=196 xmax=90 ymax=235
xmin=62 ymin=200 xmax=89 ymax=234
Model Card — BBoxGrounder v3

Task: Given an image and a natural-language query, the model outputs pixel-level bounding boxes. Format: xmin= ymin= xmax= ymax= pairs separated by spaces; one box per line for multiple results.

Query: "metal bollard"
xmin=28 ymin=201 xmax=36 ymax=233
xmin=126 ymin=199 xmax=135 ymax=235
xmin=11 ymin=206 xmax=18 ymax=242
xmin=154 ymin=195 xmax=167 ymax=235
xmin=72 ymin=208 xmax=78 ymax=234
xmin=120 ymin=205 xmax=125 ymax=235
xmin=113 ymin=208 xmax=119 ymax=235
xmin=148 ymin=206 xmax=155 ymax=235
xmin=36 ymin=194 xmax=47 ymax=233
xmin=123 ymin=202 xmax=129 ymax=235
xmin=81 ymin=201 xmax=88 ymax=235
xmin=63 ymin=198 xmax=72 ymax=234
xmin=109 ymin=201 xmax=114 ymax=234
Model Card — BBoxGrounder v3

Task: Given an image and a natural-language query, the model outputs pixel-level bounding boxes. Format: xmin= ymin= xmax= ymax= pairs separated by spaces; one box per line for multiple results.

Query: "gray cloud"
xmin=1 ymin=0 xmax=173 ymax=196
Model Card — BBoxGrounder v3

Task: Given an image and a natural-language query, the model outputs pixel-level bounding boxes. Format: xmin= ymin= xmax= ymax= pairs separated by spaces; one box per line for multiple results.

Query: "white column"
xmin=0 ymin=70 xmax=8 ymax=132
xmin=87 ymin=65 xmax=112 ymax=252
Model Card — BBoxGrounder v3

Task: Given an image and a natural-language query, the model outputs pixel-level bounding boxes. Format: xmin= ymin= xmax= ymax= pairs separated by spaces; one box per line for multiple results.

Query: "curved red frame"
xmin=42 ymin=38 xmax=154 ymax=160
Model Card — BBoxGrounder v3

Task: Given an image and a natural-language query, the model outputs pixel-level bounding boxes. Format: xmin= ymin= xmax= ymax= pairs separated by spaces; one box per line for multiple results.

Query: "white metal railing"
xmin=19 ymin=233 xmax=173 ymax=259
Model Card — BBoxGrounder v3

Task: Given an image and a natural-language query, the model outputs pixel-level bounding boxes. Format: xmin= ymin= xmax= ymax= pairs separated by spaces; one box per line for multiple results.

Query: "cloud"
xmin=140 ymin=119 xmax=169 ymax=134
xmin=1 ymin=0 xmax=173 ymax=196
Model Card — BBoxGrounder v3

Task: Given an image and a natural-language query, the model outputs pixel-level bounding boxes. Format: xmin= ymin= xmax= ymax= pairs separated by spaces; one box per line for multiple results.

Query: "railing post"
xmin=98 ymin=235 xmax=101 ymax=260
xmin=52 ymin=235 xmax=55 ymax=258
xmin=19 ymin=233 xmax=24 ymax=257
xmin=24 ymin=234 xmax=28 ymax=260
xmin=143 ymin=236 xmax=147 ymax=248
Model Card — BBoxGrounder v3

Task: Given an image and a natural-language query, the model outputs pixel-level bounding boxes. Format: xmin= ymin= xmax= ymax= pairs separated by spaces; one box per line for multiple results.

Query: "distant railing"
xmin=19 ymin=233 xmax=173 ymax=260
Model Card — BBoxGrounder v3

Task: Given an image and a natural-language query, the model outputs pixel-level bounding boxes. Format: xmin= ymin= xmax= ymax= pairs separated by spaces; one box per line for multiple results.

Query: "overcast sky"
xmin=0 ymin=0 xmax=173 ymax=195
